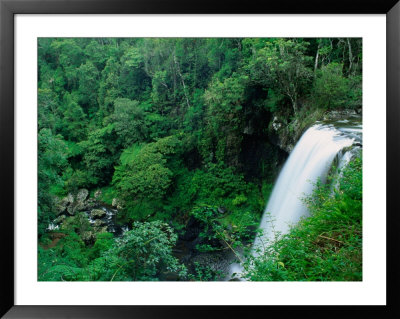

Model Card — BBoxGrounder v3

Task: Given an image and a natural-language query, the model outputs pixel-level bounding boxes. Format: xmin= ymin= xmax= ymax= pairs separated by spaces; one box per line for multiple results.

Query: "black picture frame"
xmin=1 ymin=0 xmax=399 ymax=318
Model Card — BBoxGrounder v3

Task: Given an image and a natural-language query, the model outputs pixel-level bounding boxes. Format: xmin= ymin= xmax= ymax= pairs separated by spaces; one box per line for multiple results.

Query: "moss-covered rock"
xmin=90 ymin=209 xmax=106 ymax=219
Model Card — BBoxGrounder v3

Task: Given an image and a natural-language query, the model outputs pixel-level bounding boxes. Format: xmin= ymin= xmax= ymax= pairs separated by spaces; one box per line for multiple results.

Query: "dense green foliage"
xmin=38 ymin=38 xmax=362 ymax=281
xmin=38 ymin=128 xmax=68 ymax=236
xmin=39 ymin=221 xmax=184 ymax=281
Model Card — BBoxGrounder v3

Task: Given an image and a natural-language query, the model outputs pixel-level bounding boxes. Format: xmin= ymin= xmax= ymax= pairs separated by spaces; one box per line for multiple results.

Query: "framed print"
xmin=1 ymin=0 xmax=399 ymax=318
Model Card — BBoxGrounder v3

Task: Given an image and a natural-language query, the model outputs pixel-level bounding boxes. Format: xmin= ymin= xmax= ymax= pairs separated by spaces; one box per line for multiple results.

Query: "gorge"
xmin=38 ymin=38 xmax=363 ymax=282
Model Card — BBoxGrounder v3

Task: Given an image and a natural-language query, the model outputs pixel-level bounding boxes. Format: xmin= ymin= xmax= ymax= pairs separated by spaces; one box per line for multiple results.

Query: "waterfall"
xmin=252 ymin=124 xmax=356 ymax=255
xmin=229 ymin=120 xmax=361 ymax=280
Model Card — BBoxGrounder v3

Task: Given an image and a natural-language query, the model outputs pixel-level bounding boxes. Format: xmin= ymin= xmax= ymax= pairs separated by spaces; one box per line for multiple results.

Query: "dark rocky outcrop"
xmin=56 ymin=189 xmax=97 ymax=216
xmin=268 ymin=109 xmax=360 ymax=155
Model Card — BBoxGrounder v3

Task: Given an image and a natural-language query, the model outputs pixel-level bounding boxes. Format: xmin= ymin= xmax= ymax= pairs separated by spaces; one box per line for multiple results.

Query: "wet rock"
xmin=159 ymin=271 xmax=180 ymax=281
xmin=90 ymin=209 xmax=106 ymax=219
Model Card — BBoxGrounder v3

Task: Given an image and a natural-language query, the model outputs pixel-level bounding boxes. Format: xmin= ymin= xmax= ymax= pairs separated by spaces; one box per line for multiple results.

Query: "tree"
xmin=249 ymin=39 xmax=313 ymax=115
xmin=107 ymin=221 xmax=186 ymax=281
xmin=113 ymin=146 xmax=171 ymax=202
xmin=119 ymin=46 xmax=151 ymax=101
xmin=83 ymin=39 xmax=114 ymax=70
xmin=203 ymin=72 xmax=247 ymax=166
xmin=312 ymin=63 xmax=349 ymax=109
xmin=97 ymin=57 xmax=122 ymax=117
xmin=38 ymin=128 xmax=69 ymax=236
xmin=50 ymin=39 xmax=85 ymax=90
xmin=77 ymin=60 xmax=100 ymax=114
xmin=78 ymin=123 xmax=119 ymax=187
xmin=59 ymin=93 xmax=88 ymax=141
xmin=113 ymin=135 xmax=180 ymax=203
xmin=38 ymin=88 xmax=58 ymax=131
xmin=111 ymin=98 xmax=149 ymax=148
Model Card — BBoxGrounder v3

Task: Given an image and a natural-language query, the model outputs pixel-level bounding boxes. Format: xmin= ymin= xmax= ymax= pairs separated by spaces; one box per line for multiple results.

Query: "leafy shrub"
xmin=106 ymin=221 xmax=187 ymax=281
xmin=313 ymin=63 xmax=361 ymax=110
xmin=232 ymin=194 xmax=247 ymax=206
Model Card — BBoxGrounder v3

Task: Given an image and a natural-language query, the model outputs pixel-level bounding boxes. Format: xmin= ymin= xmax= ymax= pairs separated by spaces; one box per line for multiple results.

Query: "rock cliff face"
xmin=50 ymin=189 xmax=127 ymax=243
xmin=268 ymin=109 xmax=360 ymax=154
xmin=268 ymin=115 xmax=297 ymax=154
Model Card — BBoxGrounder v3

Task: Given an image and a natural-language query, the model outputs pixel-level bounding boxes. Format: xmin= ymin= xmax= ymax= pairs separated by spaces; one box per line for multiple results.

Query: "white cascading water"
xmin=252 ymin=124 xmax=355 ymax=255
xmin=229 ymin=122 xmax=360 ymax=279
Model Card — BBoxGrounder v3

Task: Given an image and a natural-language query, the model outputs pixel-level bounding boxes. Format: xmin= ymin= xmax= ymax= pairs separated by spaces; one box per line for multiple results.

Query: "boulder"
xmin=76 ymin=189 xmax=89 ymax=202
xmin=55 ymin=198 xmax=69 ymax=215
xmin=90 ymin=209 xmax=106 ymax=219
xmin=93 ymin=219 xmax=105 ymax=227
xmin=67 ymin=201 xmax=85 ymax=216
xmin=58 ymin=191 xmax=92 ymax=216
